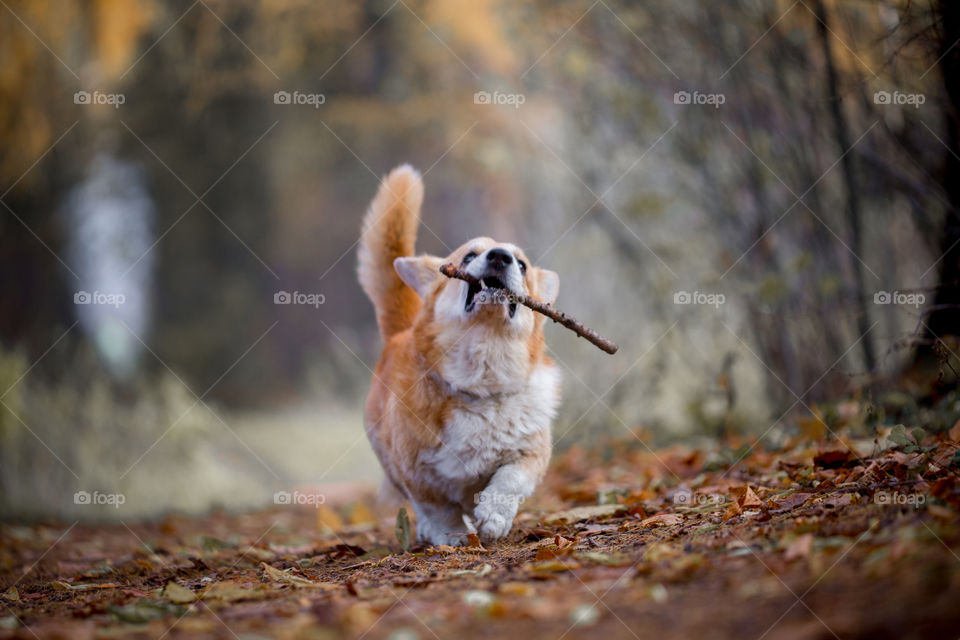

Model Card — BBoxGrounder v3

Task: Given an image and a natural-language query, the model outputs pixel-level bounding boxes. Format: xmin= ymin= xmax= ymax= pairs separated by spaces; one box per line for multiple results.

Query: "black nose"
xmin=486 ymin=248 xmax=513 ymax=268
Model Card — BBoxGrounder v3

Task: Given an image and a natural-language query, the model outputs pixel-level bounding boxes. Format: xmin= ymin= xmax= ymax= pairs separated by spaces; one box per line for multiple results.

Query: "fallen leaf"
xmin=450 ymin=563 xmax=493 ymax=578
xmin=261 ymin=563 xmax=338 ymax=590
xmin=529 ymin=559 xmax=580 ymax=573
xmin=739 ymin=486 xmax=763 ymax=508
xmin=241 ymin=546 xmax=275 ymax=562
xmin=640 ymin=513 xmax=683 ymax=528
xmin=579 ymin=524 xmax=620 ymax=536
xmin=51 ymin=581 xmax=120 ymax=591
xmin=161 ymin=582 xmax=197 ymax=604
xmin=542 ymin=505 xmax=625 ymax=524
xmin=554 ymin=534 xmax=575 ymax=549
xmin=466 ymin=533 xmax=486 ymax=551
xmin=535 ymin=546 xmax=573 ymax=561
xmin=770 ymin=492 xmax=812 ymax=512
xmin=821 ymin=493 xmax=856 ymax=508
xmin=722 ymin=501 xmax=742 ymax=521
xmin=316 ymin=505 xmax=344 ymax=533
xmin=814 ymin=450 xmax=853 ymax=469
xmin=200 ymin=580 xmax=269 ymax=602
xmin=627 ymin=504 xmax=648 ymax=518
xmin=949 ymin=419 xmax=960 ymax=443
xmin=576 ymin=551 xmax=631 ymax=566
xmin=1 ymin=587 xmax=18 ymax=602
xmin=522 ymin=528 xmax=555 ymax=540
xmin=424 ymin=545 xmax=456 ymax=555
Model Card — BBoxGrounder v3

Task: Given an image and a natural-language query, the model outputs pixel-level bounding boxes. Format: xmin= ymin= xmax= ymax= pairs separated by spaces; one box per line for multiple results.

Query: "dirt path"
xmin=2 ymin=429 xmax=959 ymax=639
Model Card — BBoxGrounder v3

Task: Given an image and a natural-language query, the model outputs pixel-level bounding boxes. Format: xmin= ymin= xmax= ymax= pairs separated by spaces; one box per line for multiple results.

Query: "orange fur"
xmin=358 ymin=166 xmax=561 ymax=545
xmin=357 ymin=165 xmax=425 ymax=340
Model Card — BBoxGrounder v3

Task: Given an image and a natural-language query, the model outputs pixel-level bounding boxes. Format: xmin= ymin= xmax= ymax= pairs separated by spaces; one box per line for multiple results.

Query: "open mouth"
xmin=464 ymin=275 xmax=518 ymax=318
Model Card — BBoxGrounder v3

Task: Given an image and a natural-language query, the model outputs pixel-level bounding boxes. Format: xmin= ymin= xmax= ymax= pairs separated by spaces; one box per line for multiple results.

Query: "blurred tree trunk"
xmin=811 ymin=0 xmax=876 ymax=373
xmin=922 ymin=0 xmax=960 ymax=355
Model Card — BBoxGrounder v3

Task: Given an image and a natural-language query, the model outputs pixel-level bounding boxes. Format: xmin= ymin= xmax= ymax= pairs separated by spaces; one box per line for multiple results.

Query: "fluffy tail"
xmin=358 ymin=164 xmax=424 ymax=341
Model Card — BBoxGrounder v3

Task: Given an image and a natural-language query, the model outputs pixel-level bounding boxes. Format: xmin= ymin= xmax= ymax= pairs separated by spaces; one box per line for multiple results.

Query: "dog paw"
xmin=415 ymin=512 xmax=468 ymax=547
xmin=420 ymin=531 xmax=466 ymax=547
xmin=473 ymin=495 xmax=518 ymax=541
xmin=477 ymin=512 xmax=511 ymax=540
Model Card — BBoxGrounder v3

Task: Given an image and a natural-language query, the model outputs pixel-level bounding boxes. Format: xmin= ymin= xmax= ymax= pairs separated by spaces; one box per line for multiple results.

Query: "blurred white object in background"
xmin=63 ymin=153 xmax=154 ymax=379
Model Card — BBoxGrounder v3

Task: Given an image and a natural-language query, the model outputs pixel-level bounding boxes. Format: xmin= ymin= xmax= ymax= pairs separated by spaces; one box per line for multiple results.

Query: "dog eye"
xmin=462 ymin=251 xmax=478 ymax=265
xmin=518 ymin=259 xmax=527 ymax=275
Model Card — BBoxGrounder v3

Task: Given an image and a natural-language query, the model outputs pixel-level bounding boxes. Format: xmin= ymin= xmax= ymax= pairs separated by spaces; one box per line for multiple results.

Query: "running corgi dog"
xmin=357 ymin=165 xmax=561 ymax=546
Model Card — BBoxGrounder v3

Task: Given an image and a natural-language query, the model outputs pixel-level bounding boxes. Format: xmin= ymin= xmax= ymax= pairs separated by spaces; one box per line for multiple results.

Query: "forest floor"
xmin=2 ymin=421 xmax=960 ymax=640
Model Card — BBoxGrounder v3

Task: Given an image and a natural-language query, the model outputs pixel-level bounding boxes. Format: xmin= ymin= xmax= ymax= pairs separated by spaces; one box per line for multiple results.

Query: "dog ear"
xmin=535 ymin=268 xmax=559 ymax=304
xmin=394 ymin=256 xmax=441 ymax=298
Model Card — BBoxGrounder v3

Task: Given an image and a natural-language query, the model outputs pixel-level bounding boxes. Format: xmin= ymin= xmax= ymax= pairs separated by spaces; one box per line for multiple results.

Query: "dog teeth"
xmin=465 ymin=281 xmax=481 ymax=311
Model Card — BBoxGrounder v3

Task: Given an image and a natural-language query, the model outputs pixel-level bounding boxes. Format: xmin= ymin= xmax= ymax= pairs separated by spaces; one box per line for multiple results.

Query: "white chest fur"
xmin=418 ymin=364 xmax=560 ymax=496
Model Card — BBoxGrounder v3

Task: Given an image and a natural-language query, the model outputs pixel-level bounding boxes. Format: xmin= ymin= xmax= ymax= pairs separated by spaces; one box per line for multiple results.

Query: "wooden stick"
xmin=439 ymin=263 xmax=619 ymax=355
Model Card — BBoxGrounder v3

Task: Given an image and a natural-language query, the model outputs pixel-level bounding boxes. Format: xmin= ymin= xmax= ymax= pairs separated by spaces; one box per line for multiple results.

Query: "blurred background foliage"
xmin=0 ymin=0 xmax=958 ymax=519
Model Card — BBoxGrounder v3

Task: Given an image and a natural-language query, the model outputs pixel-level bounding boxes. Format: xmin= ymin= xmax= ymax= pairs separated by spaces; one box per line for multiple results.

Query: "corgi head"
xmin=394 ymin=238 xmax=559 ymax=390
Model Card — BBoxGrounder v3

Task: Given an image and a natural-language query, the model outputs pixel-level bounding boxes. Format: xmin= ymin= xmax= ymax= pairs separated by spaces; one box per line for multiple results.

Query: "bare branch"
xmin=439 ymin=263 xmax=619 ymax=355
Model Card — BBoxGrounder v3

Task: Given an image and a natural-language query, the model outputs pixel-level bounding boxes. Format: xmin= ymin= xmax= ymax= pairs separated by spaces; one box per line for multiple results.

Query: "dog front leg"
xmin=411 ymin=500 xmax=469 ymax=547
xmin=473 ymin=449 xmax=548 ymax=541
